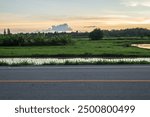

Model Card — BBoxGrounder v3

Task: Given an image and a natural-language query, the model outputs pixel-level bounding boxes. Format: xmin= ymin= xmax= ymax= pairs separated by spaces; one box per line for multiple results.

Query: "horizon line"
xmin=0 ymin=27 xmax=150 ymax=34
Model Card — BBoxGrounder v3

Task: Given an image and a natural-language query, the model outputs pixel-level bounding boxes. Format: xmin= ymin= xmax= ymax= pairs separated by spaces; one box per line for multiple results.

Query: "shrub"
xmin=89 ymin=28 xmax=103 ymax=40
xmin=0 ymin=34 xmax=27 ymax=46
xmin=0 ymin=34 xmax=74 ymax=46
xmin=48 ymin=35 xmax=74 ymax=45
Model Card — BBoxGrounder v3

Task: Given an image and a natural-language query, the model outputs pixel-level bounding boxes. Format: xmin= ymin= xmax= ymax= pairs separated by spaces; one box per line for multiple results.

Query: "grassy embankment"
xmin=0 ymin=39 xmax=150 ymax=58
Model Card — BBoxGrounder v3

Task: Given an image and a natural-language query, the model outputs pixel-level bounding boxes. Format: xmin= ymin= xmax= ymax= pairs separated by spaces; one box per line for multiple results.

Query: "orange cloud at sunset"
xmin=1 ymin=15 xmax=150 ymax=33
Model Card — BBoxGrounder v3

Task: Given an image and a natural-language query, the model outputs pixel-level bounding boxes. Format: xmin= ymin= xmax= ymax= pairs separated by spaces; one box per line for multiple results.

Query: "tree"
xmin=4 ymin=29 xmax=6 ymax=35
xmin=7 ymin=28 xmax=11 ymax=35
xmin=89 ymin=28 xmax=103 ymax=40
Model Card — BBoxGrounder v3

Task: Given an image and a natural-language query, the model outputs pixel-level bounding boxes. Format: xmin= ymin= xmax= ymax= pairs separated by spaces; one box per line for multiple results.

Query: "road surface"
xmin=0 ymin=65 xmax=150 ymax=100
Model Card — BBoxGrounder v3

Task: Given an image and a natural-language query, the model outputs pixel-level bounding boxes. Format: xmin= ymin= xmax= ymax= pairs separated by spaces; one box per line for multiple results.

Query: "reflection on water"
xmin=132 ymin=44 xmax=150 ymax=49
xmin=0 ymin=58 xmax=150 ymax=65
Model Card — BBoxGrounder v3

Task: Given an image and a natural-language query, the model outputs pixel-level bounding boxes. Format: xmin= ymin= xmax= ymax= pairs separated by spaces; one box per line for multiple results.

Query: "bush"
xmin=50 ymin=35 xmax=73 ymax=45
xmin=89 ymin=28 xmax=103 ymax=40
xmin=0 ymin=34 xmax=28 ymax=46
xmin=0 ymin=34 xmax=74 ymax=46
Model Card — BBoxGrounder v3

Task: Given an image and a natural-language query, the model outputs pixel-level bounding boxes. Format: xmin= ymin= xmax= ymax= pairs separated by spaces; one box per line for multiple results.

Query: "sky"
xmin=0 ymin=0 xmax=150 ymax=33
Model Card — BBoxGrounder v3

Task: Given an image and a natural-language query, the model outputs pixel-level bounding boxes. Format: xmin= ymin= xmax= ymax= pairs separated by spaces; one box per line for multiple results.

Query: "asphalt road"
xmin=0 ymin=65 xmax=150 ymax=100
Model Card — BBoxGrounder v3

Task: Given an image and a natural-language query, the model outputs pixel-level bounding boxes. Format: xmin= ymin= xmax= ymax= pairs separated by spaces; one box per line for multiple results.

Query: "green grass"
xmin=0 ymin=39 xmax=150 ymax=57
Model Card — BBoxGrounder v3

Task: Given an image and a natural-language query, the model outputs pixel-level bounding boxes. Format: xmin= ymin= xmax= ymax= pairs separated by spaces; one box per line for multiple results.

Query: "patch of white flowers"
xmin=0 ymin=58 xmax=150 ymax=65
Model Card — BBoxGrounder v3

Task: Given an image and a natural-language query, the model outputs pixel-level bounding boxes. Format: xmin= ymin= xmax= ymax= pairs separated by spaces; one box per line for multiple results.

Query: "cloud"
xmin=122 ymin=0 xmax=150 ymax=7
xmin=50 ymin=23 xmax=72 ymax=32
xmin=37 ymin=23 xmax=72 ymax=33
xmin=84 ymin=26 xmax=97 ymax=28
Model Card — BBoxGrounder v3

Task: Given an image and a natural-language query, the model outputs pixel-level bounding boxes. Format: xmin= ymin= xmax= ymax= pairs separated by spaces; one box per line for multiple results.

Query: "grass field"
xmin=0 ymin=39 xmax=150 ymax=57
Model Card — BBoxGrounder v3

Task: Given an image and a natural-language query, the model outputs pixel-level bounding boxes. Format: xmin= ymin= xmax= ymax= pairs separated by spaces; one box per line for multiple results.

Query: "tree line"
xmin=1 ymin=28 xmax=150 ymax=38
xmin=103 ymin=28 xmax=150 ymax=38
xmin=0 ymin=28 xmax=150 ymax=46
